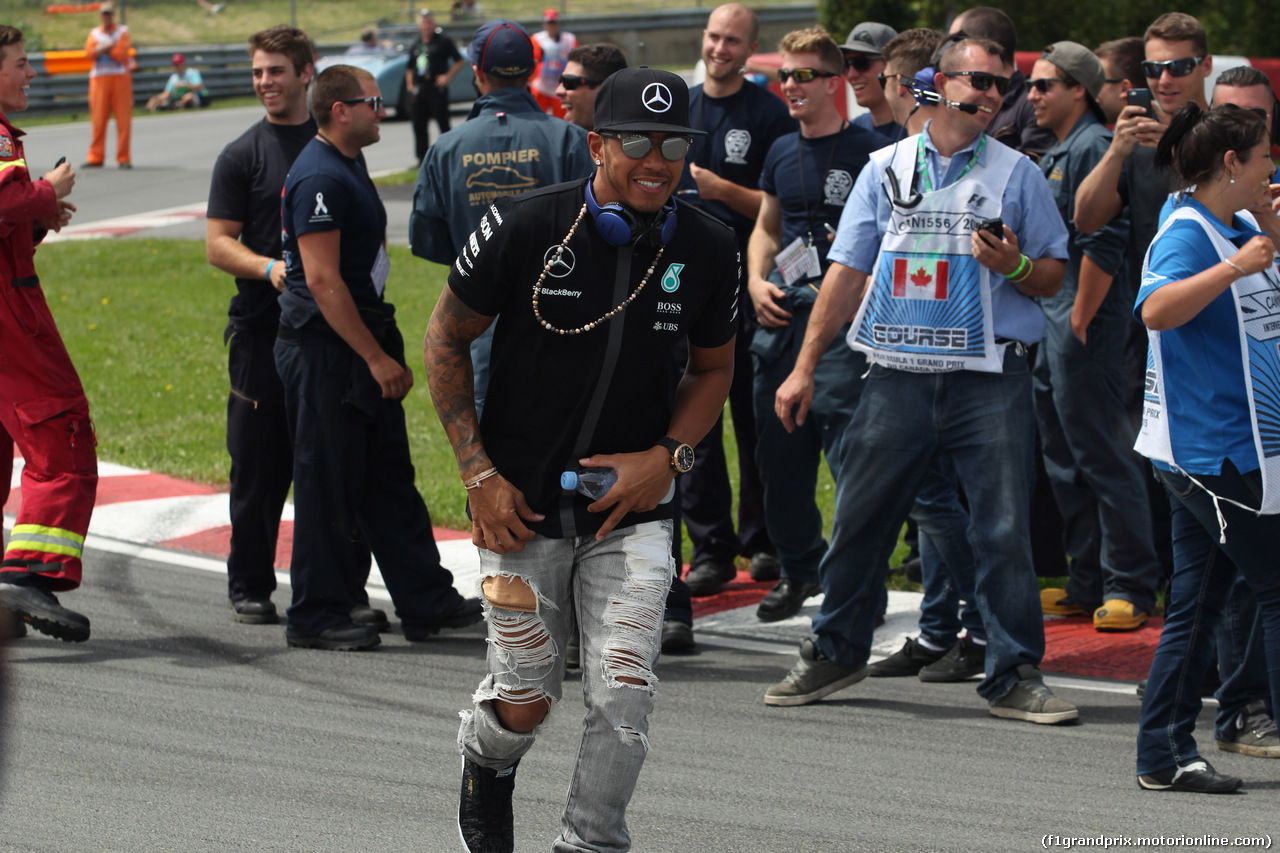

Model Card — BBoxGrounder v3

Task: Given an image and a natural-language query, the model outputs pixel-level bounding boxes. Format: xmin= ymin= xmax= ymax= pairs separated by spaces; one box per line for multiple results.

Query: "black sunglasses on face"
xmin=559 ymin=73 xmax=603 ymax=91
xmin=778 ymin=67 xmax=839 ymax=84
xmin=877 ymin=72 xmax=903 ymax=90
xmin=943 ymin=71 xmax=1010 ymax=95
xmin=340 ymin=96 xmax=383 ymax=112
xmin=600 ymin=132 xmax=693 ymax=162
xmin=1141 ymin=55 xmax=1206 ymax=79
xmin=843 ymin=54 xmax=878 ymax=73
xmin=1029 ymin=77 xmax=1066 ymax=93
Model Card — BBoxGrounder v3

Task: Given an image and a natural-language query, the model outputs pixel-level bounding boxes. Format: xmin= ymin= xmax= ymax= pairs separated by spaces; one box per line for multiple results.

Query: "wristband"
xmin=1224 ymin=259 xmax=1247 ymax=277
xmin=265 ymin=259 xmax=277 ymax=279
xmin=1008 ymin=254 xmax=1028 ymax=281
xmin=1011 ymin=258 xmax=1035 ymax=284
xmin=463 ymin=467 xmax=498 ymax=490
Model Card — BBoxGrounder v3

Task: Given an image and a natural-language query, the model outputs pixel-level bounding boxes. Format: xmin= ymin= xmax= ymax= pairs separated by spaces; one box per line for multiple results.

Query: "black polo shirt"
xmin=448 ymin=179 xmax=741 ymax=539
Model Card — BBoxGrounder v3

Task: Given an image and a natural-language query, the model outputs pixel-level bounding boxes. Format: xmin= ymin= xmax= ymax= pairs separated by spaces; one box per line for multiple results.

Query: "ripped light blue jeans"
xmin=458 ymin=520 xmax=674 ymax=853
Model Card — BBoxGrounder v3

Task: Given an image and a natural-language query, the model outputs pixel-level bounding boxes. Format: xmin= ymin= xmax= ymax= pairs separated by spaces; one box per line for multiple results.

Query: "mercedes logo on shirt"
xmin=543 ymin=245 xmax=576 ymax=278
xmin=642 ymin=83 xmax=672 ymax=113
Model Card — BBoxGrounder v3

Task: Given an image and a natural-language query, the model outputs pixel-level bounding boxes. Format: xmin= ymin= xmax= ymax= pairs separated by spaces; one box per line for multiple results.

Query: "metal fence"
xmin=25 ymin=4 xmax=818 ymax=116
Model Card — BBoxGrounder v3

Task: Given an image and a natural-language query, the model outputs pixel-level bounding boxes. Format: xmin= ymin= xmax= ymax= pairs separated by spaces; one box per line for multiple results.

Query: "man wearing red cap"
xmin=530 ymin=8 xmax=575 ymax=118
xmin=146 ymin=53 xmax=208 ymax=112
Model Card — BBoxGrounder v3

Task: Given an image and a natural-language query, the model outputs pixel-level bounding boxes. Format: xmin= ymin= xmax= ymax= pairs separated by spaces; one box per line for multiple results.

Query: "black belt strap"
xmin=558 ymin=244 xmax=634 ymax=539
xmin=12 ymin=276 xmax=39 ymax=288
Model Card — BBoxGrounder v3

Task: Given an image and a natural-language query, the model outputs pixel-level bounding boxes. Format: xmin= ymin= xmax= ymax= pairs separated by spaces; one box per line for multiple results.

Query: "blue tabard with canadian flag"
xmin=848 ymin=133 xmax=1021 ymax=373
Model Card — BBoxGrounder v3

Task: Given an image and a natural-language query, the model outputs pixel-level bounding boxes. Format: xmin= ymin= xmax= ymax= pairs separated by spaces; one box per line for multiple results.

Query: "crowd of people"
xmin=2 ymin=3 xmax=1280 ymax=850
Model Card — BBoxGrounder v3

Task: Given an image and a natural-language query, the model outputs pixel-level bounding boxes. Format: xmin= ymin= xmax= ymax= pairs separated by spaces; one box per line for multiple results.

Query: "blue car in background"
xmin=316 ymin=43 xmax=475 ymax=120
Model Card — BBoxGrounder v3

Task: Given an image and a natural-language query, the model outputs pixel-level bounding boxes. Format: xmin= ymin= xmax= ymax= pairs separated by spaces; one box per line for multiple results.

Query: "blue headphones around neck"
xmin=584 ymin=175 xmax=678 ymax=247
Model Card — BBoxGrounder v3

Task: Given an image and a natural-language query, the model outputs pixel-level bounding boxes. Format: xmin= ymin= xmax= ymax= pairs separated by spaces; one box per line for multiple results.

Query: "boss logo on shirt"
xmin=724 ymin=130 xmax=751 ymax=165
xmin=823 ymin=170 xmax=853 ymax=206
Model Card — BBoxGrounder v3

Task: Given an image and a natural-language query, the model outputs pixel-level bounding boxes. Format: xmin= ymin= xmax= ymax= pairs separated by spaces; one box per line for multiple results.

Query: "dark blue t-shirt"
xmin=759 ymin=123 xmax=881 ymax=270
xmin=675 ymin=81 xmax=796 ymax=243
xmin=851 ymin=111 xmax=902 ymax=144
xmin=279 ymin=137 xmax=389 ymax=328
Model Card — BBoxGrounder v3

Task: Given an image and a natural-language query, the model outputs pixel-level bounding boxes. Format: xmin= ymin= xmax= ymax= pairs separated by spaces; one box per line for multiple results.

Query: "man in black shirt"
xmin=274 ymin=65 xmax=480 ymax=651
xmin=674 ymin=3 xmax=796 ymax=600
xmin=426 ymin=68 xmax=738 ymax=853
xmin=405 ymin=9 xmax=464 ymax=162
xmin=206 ymin=25 xmax=318 ymax=626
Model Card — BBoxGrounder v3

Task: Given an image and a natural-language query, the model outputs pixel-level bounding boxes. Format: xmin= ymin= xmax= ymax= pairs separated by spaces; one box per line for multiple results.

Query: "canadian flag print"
xmin=892 ymin=258 xmax=949 ymax=300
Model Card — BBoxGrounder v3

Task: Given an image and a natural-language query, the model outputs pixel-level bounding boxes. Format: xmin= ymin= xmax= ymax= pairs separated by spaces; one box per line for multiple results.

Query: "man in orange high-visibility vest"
xmin=83 ymin=1 xmax=132 ymax=168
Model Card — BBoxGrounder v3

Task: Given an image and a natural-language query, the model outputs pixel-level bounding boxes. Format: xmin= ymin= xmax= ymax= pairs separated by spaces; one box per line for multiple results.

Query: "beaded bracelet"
xmin=463 ymin=467 xmax=498 ymax=490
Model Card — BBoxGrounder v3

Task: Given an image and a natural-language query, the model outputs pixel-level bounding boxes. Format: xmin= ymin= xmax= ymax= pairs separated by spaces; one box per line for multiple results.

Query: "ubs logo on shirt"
xmin=824 ymin=170 xmax=853 ymax=206
xmin=724 ymin=130 xmax=751 ymax=165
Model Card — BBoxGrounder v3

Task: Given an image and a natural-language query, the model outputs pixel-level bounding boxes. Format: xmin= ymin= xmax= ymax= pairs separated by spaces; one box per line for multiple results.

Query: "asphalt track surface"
xmin=3 ymin=110 xmax=1280 ymax=852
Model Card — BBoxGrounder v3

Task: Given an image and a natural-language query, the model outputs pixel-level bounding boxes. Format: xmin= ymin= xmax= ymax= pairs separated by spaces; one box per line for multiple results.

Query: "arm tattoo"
xmin=425 ymin=287 xmax=496 ymax=478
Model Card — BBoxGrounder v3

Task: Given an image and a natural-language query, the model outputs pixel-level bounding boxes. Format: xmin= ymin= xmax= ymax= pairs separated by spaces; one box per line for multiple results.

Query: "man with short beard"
xmin=425 ymin=67 xmax=739 ymax=853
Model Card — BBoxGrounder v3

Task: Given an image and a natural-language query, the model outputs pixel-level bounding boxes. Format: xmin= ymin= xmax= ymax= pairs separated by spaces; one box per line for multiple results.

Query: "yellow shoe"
xmin=1040 ymin=588 xmax=1085 ymax=616
xmin=1094 ymin=599 xmax=1149 ymax=632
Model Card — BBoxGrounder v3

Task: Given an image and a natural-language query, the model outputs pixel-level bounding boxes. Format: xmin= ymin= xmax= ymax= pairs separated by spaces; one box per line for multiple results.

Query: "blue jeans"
xmin=460 ymin=521 xmax=674 ymax=853
xmin=1137 ymin=463 xmax=1280 ymax=775
xmin=1213 ymin=572 xmax=1270 ymax=741
xmin=811 ymin=346 xmax=1044 ymax=701
xmin=912 ymin=456 xmax=984 ymax=647
xmin=1033 ymin=314 xmax=1160 ymax=614
xmin=751 ymin=311 xmax=865 ymax=587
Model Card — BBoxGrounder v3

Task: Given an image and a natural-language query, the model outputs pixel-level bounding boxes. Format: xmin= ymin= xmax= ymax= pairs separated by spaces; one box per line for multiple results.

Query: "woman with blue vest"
xmin=1134 ymin=103 xmax=1280 ymax=794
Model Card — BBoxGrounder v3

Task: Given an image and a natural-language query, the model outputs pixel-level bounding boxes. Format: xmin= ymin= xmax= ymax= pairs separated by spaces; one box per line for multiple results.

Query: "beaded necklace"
xmin=532 ymin=202 xmax=667 ymax=336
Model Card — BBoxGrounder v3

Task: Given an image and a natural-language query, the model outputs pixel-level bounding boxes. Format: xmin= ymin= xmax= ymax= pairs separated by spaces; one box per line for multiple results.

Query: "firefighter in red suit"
xmin=0 ymin=26 xmax=97 ymax=643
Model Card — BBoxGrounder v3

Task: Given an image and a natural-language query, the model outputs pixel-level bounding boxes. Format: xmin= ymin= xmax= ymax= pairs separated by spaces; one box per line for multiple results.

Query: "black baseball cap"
xmin=593 ymin=67 xmax=706 ymax=136
xmin=469 ymin=19 xmax=535 ymax=79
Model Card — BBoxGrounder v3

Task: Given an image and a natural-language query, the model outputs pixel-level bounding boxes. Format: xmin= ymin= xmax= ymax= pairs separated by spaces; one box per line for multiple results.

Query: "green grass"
xmin=40 ymin=236 xmax=887 ymax=569
xmin=372 ymin=167 xmax=419 ymax=186
xmin=41 ymin=238 xmax=476 ymax=532
xmin=22 ymin=0 xmax=710 ymax=51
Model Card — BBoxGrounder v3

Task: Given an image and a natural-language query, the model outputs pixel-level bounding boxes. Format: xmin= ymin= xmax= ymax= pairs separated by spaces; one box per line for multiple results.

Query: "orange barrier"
xmin=45 ymin=3 xmax=108 ymax=13
xmin=39 ymin=47 xmax=136 ymax=75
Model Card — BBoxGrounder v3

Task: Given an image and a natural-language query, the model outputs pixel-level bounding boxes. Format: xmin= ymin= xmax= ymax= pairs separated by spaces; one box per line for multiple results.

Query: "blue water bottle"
xmin=560 ymin=467 xmax=675 ymax=503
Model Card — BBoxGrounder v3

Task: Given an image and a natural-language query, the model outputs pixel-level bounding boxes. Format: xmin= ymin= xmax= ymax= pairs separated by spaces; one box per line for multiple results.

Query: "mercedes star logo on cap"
xmin=642 ymin=83 xmax=672 ymax=114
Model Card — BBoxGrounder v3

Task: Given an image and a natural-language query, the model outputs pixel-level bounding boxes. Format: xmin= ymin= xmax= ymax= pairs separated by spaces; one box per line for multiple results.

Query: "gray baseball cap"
xmin=1040 ymin=41 xmax=1107 ymax=120
xmin=840 ymin=22 xmax=897 ymax=55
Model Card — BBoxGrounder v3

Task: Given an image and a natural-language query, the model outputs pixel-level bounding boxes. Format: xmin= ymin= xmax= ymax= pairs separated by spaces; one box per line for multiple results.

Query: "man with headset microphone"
xmin=425 ymin=67 xmax=740 ymax=853
xmin=765 ymin=37 xmax=1078 ymax=726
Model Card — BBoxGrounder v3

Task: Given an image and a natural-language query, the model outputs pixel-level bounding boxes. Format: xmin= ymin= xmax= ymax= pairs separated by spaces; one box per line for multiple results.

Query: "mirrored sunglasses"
xmin=600 ymin=132 xmax=693 ymax=162
xmin=559 ymin=73 xmax=603 ymax=91
xmin=778 ymin=67 xmax=839 ymax=84
xmin=1141 ymin=55 xmax=1206 ymax=79
xmin=340 ymin=96 xmax=383 ymax=112
xmin=943 ymin=71 xmax=1010 ymax=95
